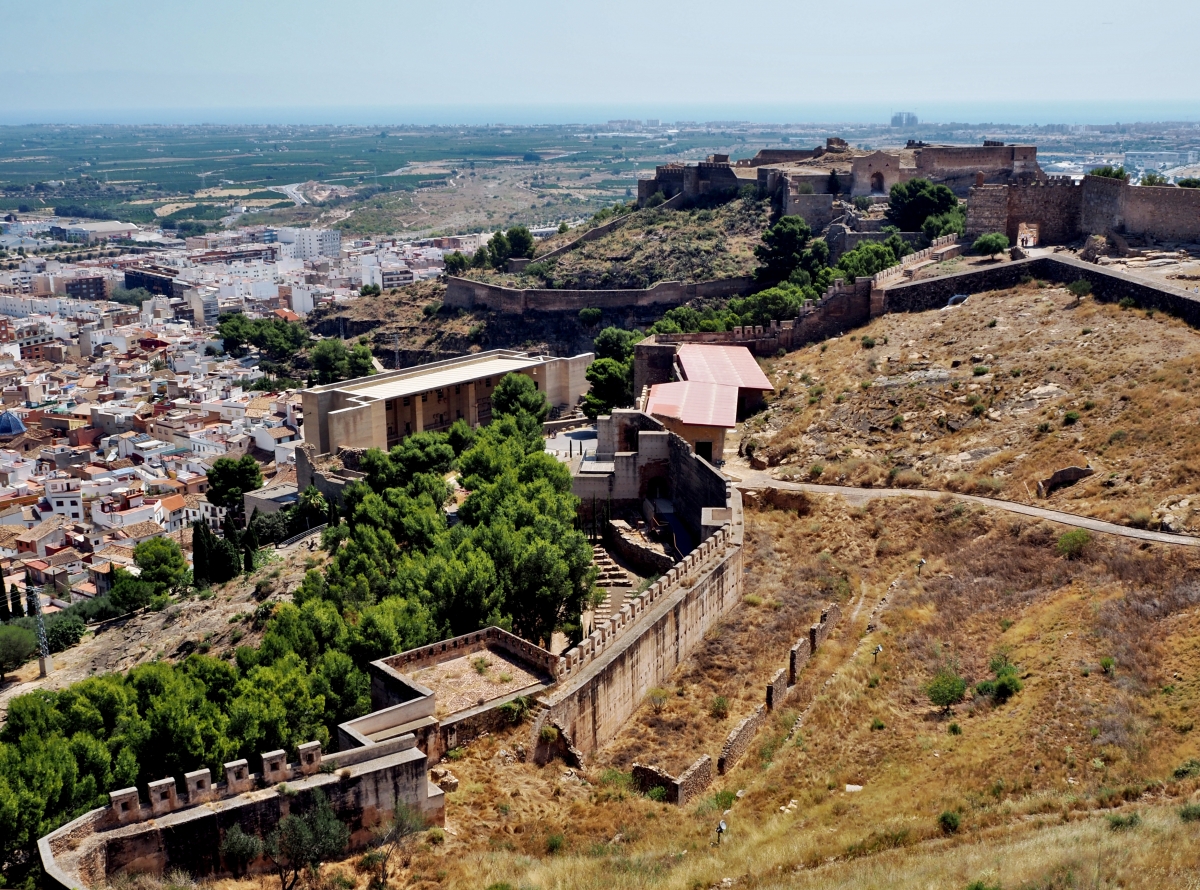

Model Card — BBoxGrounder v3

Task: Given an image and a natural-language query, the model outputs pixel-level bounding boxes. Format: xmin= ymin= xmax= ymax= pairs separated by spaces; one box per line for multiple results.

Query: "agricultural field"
xmin=0 ymin=124 xmax=782 ymax=237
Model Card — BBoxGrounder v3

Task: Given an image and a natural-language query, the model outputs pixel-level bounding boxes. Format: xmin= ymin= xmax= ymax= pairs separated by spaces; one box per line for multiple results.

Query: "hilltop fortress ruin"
xmin=638 ymin=137 xmax=1200 ymax=247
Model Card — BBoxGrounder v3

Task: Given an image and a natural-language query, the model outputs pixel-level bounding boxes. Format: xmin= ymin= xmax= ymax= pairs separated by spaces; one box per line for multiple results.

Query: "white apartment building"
xmin=278 ymin=227 xmax=341 ymax=260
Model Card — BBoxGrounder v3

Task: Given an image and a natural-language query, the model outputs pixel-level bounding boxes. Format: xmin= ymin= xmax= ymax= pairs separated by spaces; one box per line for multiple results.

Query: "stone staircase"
xmin=592 ymin=544 xmax=633 ymax=624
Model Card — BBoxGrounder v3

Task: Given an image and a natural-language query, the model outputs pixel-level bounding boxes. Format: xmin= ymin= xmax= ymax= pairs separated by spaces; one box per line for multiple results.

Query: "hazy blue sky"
xmin=3 ymin=0 xmax=1197 ymax=125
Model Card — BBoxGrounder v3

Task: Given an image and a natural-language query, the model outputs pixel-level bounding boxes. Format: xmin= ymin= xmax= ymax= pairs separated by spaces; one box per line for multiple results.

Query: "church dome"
xmin=0 ymin=411 xmax=27 ymax=437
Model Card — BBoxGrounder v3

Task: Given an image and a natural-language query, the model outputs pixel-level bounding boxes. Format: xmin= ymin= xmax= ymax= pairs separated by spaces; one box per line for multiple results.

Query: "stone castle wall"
xmin=444 ymin=275 xmax=755 ymax=315
xmin=40 ymin=739 xmax=444 ymax=890
xmin=970 ymin=175 xmax=1200 ymax=246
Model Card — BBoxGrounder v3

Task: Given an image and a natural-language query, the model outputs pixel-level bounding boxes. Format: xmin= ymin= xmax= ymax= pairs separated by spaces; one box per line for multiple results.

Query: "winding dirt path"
xmin=731 ymin=469 xmax=1200 ymax=548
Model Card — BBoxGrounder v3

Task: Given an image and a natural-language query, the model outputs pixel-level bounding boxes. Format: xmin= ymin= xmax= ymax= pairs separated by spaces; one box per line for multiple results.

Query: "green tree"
xmin=0 ymin=588 xmax=9 ymax=622
xmin=221 ymin=823 xmax=264 ymax=878
xmin=359 ymin=283 xmax=382 ymax=296
xmin=1179 ymin=178 xmax=1200 ymax=189
xmin=592 ymin=326 xmax=641 ymax=364
xmin=973 ymin=232 xmax=1009 ymax=259
xmin=491 ymin=373 xmax=550 ymax=423
xmin=926 ymin=662 xmax=967 ymax=712
xmin=0 ymin=626 xmax=36 ymax=680
xmin=827 ymin=169 xmax=841 ymax=196
xmin=487 ymin=231 xmax=511 ymax=268
xmin=753 ymin=215 xmax=813 ymax=287
xmin=886 ymin=178 xmax=959 ymax=232
xmin=443 ymin=251 xmax=469 ymax=275
xmin=836 ymin=241 xmax=902 ymax=279
xmin=470 ymin=245 xmax=491 ymax=268
xmin=309 ymin=339 xmax=349 ymax=384
xmin=558 ymin=221 xmax=570 ymax=234
xmin=347 ymin=343 xmax=376 ymax=379
xmin=1089 ymin=166 xmax=1129 ymax=181
xmin=109 ymin=568 xmax=155 ymax=613
xmin=505 ymin=225 xmax=535 ymax=260
xmin=208 ymin=455 xmax=264 ymax=512
xmin=1140 ymin=171 xmax=1168 ymax=186
xmin=368 ymin=803 xmax=428 ymax=890
xmin=133 ymin=538 xmax=188 ymax=596
xmin=265 ymin=790 xmax=349 ymax=890
xmin=581 ymin=358 xmax=633 ymax=419
xmin=298 ymin=485 xmax=328 ymax=528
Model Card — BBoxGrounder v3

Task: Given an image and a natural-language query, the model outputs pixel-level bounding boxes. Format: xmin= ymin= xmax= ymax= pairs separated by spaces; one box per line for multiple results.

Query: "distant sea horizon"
xmin=0 ymin=101 xmax=1197 ymax=129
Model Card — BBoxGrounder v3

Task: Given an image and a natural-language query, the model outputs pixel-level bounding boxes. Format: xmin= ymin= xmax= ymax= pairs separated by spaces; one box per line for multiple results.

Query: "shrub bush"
xmin=973 ymin=232 xmax=1009 ymax=258
xmin=646 ymin=786 xmax=668 ymax=802
xmin=948 ymin=722 xmax=962 ymax=735
xmin=870 ymin=717 xmax=886 ymax=731
xmin=926 ymin=663 xmax=967 ymax=711
xmin=1063 ymin=410 xmax=1081 ymax=425
xmin=647 ymin=687 xmax=669 ymax=713
xmin=861 ymin=336 xmax=876 ymax=349
xmin=546 ymin=832 xmax=565 ymax=853
xmin=1056 ymin=529 xmax=1090 ymax=559
xmin=1180 ymin=803 xmax=1200 ymax=822
xmin=710 ymin=695 xmax=730 ymax=719
xmin=1067 ymin=279 xmax=1093 ymax=297
xmin=938 ymin=810 xmax=961 ymax=833
xmin=1118 ymin=296 xmax=1136 ymax=309
xmin=578 ymin=307 xmax=602 ymax=325
xmin=1106 ymin=812 xmax=1141 ymax=831
xmin=973 ymin=365 xmax=989 ymax=376
xmin=1100 ymin=656 xmax=1115 ymax=676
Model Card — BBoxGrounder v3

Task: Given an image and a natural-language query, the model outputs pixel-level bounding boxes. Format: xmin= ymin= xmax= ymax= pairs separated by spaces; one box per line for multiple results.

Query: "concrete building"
xmin=49 ymin=220 xmax=139 ymax=243
xmin=278 ymin=227 xmax=341 ymax=260
xmin=301 ymin=349 xmax=592 ymax=455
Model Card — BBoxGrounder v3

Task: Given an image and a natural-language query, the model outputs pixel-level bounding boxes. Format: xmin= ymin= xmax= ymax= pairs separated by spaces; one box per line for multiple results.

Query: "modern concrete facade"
xmin=301 ymin=349 xmax=592 ymax=455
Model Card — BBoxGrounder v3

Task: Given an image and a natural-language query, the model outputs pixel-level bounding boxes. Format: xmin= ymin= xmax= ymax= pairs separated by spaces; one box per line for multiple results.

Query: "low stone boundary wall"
xmin=870 ymin=234 xmax=959 ymax=287
xmin=789 ymin=636 xmax=812 ymax=684
xmin=765 ymin=667 xmax=788 ymax=711
xmin=630 ymin=754 xmax=713 ymax=805
xmin=718 ymin=705 xmax=765 ymax=775
xmin=719 ymin=601 xmax=844 ymax=774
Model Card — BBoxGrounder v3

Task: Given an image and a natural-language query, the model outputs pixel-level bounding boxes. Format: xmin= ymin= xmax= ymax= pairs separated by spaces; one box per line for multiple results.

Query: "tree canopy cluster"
xmin=0 ymin=374 xmax=593 ymax=881
xmin=582 ymin=327 xmax=641 ymax=419
xmin=309 ymin=338 xmax=376 ymax=385
xmin=217 ymin=314 xmax=311 ymax=362
xmin=469 ymin=226 xmax=536 ymax=270
xmin=885 ymin=178 xmax=961 ymax=234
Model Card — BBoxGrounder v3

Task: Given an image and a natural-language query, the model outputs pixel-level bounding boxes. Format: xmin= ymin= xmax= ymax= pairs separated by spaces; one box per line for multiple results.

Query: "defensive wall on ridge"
xmin=444 ymin=275 xmax=755 ymax=314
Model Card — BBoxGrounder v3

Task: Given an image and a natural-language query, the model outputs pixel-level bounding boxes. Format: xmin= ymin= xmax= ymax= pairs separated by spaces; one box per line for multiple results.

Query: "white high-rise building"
xmin=277 ymin=227 xmax=342 ymax=260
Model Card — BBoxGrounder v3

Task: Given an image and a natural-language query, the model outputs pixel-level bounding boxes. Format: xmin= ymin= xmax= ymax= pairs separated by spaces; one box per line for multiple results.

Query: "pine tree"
xmin=10 ymin=584 xmax=24 ymax=619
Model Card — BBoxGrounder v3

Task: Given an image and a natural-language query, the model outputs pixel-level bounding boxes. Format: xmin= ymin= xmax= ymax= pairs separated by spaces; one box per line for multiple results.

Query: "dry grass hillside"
xmin=218 ymin=494 xmax=1200 ymax=890
xmin=474 ymin=196 xmax=770 ymax=291
xmin=737 ymin=279 xmax=1200 ymax=534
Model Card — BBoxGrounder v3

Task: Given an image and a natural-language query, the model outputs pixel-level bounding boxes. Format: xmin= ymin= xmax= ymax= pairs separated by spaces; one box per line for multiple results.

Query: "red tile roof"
xmin=644 ymin=382 xmax=738 ymax=428
xmin=676 ymin=344 xmax=774 ymax=392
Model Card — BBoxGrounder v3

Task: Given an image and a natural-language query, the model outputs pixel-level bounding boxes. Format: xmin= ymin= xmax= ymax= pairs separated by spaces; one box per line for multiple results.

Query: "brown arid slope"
xmin=470 ymin=196 xmax=770 ymax=291
xmin=733 ymin=278 xmax=1200 ymax=534
xmin=209 ymin=494 xmax=1200 ymax=890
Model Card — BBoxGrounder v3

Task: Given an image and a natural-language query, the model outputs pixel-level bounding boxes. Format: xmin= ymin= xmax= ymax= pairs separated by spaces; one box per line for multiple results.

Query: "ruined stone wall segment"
xmin=717 ymin=704 xmax=766 ymax=775
xmin=765 ymin=667 xmax=788 ymax=711
xmin=675 ymin=754 xmax=714 ymax=805
xmin=789 ymin=636 xmax=811 ymax=685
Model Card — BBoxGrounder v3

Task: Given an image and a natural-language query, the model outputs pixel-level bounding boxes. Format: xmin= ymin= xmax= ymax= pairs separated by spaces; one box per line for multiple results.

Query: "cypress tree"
xmin=192 ymin=520 xmax=209 ymax=586
xmin=10 ymin=584 xmax=24 ymax=618
xmin=0 ymin=587 xmax=9 ymax=622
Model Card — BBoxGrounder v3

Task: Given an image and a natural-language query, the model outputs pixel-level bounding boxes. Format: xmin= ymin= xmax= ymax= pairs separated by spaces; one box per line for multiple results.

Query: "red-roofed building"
xmin=674 ymin=344 xmax=773 ymax=416
xmin=643 ymin=381 xmax=738 ymax=465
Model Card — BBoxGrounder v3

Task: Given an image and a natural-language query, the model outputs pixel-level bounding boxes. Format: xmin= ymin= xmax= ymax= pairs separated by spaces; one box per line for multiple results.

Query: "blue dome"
xmin=0 ymin=411 xmax=27 ymax=437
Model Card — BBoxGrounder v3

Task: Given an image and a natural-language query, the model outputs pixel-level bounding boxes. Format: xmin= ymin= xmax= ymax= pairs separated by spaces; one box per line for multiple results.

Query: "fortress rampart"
xmin=444 ymin=275 xmax=755 ymax=314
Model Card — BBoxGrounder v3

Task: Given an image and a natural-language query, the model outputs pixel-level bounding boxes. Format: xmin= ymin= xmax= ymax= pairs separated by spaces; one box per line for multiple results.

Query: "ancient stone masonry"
xmin=630 ymin=755 xmax=714 ymax=806
xmin=765 ymin=667 xmax=788 ymax=711
xmin=967 ymin=174 xmax=1200 ymax=245
xmin=39 ymin=739 xmax=445 ymax=890
xmin=717 ymin=705 xmax=766 ymax=775
xmin=444 ymin=275 xmax=755 ymax=315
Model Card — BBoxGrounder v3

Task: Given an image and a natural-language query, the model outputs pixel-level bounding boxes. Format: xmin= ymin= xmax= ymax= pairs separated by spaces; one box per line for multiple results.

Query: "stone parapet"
xmin=718 ymin=705 xmax=766 ymax=775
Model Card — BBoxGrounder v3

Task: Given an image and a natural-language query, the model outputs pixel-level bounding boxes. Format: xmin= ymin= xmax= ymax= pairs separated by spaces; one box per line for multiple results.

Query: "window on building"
xmin=421 ymin=393 xmax=427 ymax=402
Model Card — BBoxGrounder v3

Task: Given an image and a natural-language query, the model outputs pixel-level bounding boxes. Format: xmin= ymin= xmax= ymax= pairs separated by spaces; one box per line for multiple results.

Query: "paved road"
xmin=731 ymin=468 xmax=1200 ymax=548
